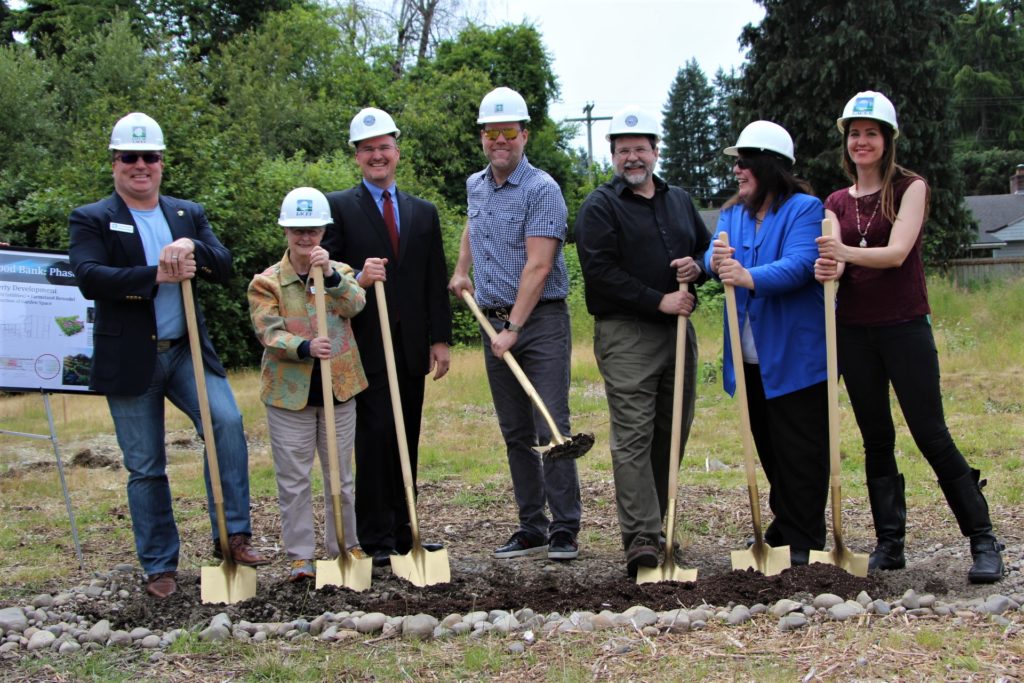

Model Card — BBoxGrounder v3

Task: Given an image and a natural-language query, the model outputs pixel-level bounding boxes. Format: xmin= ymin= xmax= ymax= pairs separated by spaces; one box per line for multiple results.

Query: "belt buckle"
xmin=156 ymin=339 xmax=175 ymax=353
xmin=493 ymin=307 xmax=510 ymax=322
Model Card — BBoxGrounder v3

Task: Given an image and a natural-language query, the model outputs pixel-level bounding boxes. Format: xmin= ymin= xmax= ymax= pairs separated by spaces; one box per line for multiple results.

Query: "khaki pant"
xmin=266 ymin=401 xmax=358 ymax=559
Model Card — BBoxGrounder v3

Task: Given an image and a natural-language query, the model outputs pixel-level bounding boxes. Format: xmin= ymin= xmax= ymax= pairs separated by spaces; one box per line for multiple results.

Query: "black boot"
xmin=938 ymin=469 xmax=1005 ymax=584
xmin=866 ymin=474 xmax=906 ymax=571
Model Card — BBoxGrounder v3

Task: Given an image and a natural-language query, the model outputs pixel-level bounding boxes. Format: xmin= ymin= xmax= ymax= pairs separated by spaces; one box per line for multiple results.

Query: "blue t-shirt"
xmin=131 ymin=206 xmax=185 ymax=340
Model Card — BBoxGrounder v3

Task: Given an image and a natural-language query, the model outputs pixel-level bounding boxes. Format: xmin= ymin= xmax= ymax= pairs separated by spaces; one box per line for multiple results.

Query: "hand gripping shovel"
xmin=637 ymin=285 xmax=698 ymax=584
xmin=720 ymin=232 xmax=791 ymax=576
xmin=808 ymin=219 xmax=869 ymax=577
xmin=311 ymin=268 xmax=372 ymax=591
xmin=375 ymin=280 xmax=450 ymax=586
xmin=182 ymin=279 xmax=257 ymax=605
xmin=460 ymin=290 xmax=594 ymax=460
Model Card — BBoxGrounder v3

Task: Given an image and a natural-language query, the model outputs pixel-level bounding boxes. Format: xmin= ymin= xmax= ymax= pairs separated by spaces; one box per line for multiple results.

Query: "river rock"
xmin=0 ymin=608 xmax=27 ymax=633
xmin=771 ymin=599 xmax=802 ymax=618
xmin=27 ymin=630 xmax=56 ymax=651
xmin=779 ymin=614 xmax=808 ymax=631
xmin=85 ymin=619 xmax=111 ymax=644
xmin=727 ymin=605 xmax=752 ymax=626
xmin=402 ymin=614 xmax=437 ymax=640
xmin=356 ymin=613 xmax=387 ymax=634
xmin=813 ymin=593 xmax=844 ymax=610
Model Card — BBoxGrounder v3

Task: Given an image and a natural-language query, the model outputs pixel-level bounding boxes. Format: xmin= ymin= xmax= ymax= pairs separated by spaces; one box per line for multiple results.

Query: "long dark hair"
xmin=723 ymin=151 xmax=813 ymax=218
xmin=840 ymin=120 xmax=929 ymax=223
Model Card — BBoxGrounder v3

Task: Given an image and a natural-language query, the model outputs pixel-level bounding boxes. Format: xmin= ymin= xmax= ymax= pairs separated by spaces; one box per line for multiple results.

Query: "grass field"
xmin=2 ymin=275 xmax=1023 ymax=681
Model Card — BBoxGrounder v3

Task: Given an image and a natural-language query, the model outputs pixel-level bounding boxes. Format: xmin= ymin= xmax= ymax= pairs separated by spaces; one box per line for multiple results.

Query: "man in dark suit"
xmin=68 ymin=112 xmax=267 ymax=599
xmin=322 ymin=107 xmax=452 ymax=567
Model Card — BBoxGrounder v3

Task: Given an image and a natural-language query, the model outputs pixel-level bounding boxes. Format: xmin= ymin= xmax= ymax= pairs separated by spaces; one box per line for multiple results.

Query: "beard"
xmin=620 ymin=163 xmax=651 ymax=188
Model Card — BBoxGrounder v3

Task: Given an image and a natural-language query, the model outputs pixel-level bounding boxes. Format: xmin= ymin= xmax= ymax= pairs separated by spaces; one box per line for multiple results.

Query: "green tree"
xmin=710 ymin=67 xmax=743 ymax=205
xmin=661 ymin=58 xmax=716 ymax=204
xmin=8 ymin=0 xmax=149 ymax=56
xmin=956 ymin=148 xmax=1024 ymax=194
xmin=148 ymin=0 xmax=301 ymax=61
xmin=946 ymin=1 xmax=1024 ymax=149
xmin=739 ymin=0 xmax=973 ymax=263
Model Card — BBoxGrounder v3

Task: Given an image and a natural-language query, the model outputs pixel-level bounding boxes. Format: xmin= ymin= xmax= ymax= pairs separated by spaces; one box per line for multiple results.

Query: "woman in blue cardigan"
xmin=706 ymin=120 xmax=828 ymax=565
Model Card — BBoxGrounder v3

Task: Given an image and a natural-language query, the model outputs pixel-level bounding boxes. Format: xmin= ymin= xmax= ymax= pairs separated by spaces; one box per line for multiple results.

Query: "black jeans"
xmin=838 ymin=317 xmax=970 ymax=482
xmin=744 ymin=363 xmax=829 ymax=551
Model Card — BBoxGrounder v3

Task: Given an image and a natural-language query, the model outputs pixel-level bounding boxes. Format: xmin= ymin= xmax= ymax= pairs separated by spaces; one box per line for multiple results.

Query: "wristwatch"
xmin=503 ymin=320 xmax=524 ymax=333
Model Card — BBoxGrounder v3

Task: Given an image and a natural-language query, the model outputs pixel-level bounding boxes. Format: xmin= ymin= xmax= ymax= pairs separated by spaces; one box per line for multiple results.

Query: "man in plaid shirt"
xmin=449 ymin=87 xmax=582 ymax=561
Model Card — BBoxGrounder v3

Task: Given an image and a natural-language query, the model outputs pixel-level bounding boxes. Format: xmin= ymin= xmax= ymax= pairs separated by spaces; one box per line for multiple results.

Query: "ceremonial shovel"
xmin=311 ymin=267 xmax=372 ymax=591
xmin=637 ymin=284 xmax=698 ymax=584
xmin=719 ymin=232 xmax=791 ymax=576
xmin=808 ymin=219 xmax=869 ymax=577
xmin=182 ymin=279 xmax=257 ymax=605
xmin=375 ymin=281 xmax=450 ymax=586
xmin=460 ymin=290 xmax=594 ymax=460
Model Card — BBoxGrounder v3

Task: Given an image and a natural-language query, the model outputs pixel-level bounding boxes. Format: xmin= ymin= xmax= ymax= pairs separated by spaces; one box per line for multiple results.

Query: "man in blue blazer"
xmin=322 ymin=107 xmax=452 ymax=567
xmin=68 ymin=112 xmax=267 ymax=599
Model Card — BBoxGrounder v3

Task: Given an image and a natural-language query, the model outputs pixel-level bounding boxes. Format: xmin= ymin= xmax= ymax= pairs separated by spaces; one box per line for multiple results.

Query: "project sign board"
xmin=0 ymin=247 xmax=96 ymax=393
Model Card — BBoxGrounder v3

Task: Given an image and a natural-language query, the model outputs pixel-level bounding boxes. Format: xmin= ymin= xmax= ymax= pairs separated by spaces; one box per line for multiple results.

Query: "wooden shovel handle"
xmin=459 ymin=290 xmax=565 ymax=446
xmin=663 ymin=284 xmax=688 ymax=555
xmin=821 ymin=219 xmax=846 ymax=541
xmin=312 ymin=269 xmax=343 ymax=494
xmin=719 ymin=232 xmax=765 ymax=536
xmin=181 ymin=279 xmax=230 ymax=554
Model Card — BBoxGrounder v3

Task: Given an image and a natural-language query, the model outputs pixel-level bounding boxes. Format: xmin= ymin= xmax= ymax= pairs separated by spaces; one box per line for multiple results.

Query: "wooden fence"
xmin=942 ymin=257 xmax=1024 ymax=286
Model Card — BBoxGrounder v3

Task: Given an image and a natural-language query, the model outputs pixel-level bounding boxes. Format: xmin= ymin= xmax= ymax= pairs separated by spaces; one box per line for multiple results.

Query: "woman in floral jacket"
xmin=248 ymin=187 xmax=368 ymax=582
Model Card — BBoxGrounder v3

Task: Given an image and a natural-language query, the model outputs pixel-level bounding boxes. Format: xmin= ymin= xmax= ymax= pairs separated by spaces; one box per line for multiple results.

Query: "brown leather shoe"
xmin=213 ymin=534 xmax=270 ymax=567
xmin=146 ymin=571 xmax=177 ymax=599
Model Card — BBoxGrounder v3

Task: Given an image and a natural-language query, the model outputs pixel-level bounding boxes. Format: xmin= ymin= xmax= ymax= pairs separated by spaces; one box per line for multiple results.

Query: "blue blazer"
xmin=68 ymin=192 xmax=231 ymax=395
xmin=706 ymin=193 xmax=826 ymax=399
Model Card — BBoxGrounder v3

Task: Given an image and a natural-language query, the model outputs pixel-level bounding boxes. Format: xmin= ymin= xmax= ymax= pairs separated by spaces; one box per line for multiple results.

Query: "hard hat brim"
xmin=348 ymin=129 xmax=401 ymax=146
xmin=279 ymin=219 xmax=331 ymax=228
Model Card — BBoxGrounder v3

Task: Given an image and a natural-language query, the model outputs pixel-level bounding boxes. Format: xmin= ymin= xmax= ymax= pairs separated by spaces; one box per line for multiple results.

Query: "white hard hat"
xmin=279 ymin=187 xmax=333 ymax=228
xmin=606 ymin=106 xmax=660 ymax=141
xmin=837 ymin=91 xmax=899 ymax=137
xmin=477 ymin=87 xmax=530 ymax=125
xmin=724 ymin=120 xmax=795 ymax=163
xmin=109 ymin=112 xmax=166 ymax=151
xmin=349 ymin=107 xmax=400 ymax=146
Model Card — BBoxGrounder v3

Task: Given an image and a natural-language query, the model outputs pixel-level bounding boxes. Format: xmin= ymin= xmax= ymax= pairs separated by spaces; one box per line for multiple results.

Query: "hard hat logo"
xmin=363 ymin=114 xmax=375 ymax=126
xmin=851 ymin=97 xmax=875 ymax=115
xmin=295 ymin=199 xmax=313 ymax=216
xmin=495 ymin=104 xmax=504 ymax=112
xmin=624 ymin=115 xmax=638 ymax=127
xmin=131 ymin=126 xmax=147 ymax=143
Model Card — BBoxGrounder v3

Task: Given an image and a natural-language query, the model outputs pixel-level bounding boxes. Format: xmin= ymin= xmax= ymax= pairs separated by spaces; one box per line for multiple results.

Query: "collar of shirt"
xmin=610 ymin=172 xmax=669 ymax=198
xmin=362 ymin=179 xmax=397 ymax=204
xmin=485 ymin=154 xmax=532 ymax=188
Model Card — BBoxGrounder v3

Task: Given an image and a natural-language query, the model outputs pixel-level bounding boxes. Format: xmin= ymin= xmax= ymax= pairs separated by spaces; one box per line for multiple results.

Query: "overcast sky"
xmin=483 ymin=0 xmax=766 ymax=163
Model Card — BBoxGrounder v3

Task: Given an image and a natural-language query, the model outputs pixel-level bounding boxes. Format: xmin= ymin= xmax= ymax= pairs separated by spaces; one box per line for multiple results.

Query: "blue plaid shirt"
xmin=466 ymin=155 xmax=569 ymax=309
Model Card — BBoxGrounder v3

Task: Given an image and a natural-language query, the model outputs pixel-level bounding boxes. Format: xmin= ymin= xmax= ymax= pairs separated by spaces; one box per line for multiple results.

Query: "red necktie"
xmin=382 ymin=190 xmax=399 ymax=258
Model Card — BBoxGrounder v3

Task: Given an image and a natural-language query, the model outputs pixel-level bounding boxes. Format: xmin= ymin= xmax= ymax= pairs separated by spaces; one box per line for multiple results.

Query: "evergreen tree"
xmin=739 ymin=0 xmax=973 ymax=263
xmin=660 ymin=58 xmax=715 ymax=204
xmin=710 ymin=66 xmax=743 ymax=205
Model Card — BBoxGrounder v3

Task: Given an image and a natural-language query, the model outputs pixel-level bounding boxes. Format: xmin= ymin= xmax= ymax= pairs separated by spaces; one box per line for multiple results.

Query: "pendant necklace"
xmin=854 ymin=188 xmax=880 ymax=248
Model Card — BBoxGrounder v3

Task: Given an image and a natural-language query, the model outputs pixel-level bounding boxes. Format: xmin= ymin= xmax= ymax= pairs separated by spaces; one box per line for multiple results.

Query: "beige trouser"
xmin=266 ymin=401 xmax=358 ymax=560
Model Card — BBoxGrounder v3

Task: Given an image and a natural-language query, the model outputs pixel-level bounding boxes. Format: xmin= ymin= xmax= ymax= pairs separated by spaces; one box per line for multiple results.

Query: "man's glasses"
xmin=356 ymin=144 xmax=395 ymax=155
xmin=117 ymin=152 xmax=163 ymax=164
xmin=482 ymin=127 xmax=521 ymax=141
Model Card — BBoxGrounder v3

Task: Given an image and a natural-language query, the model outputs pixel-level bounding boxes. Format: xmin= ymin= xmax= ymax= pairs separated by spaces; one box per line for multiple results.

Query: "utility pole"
xmin=565 ymin=102 xmax=612 ymax=174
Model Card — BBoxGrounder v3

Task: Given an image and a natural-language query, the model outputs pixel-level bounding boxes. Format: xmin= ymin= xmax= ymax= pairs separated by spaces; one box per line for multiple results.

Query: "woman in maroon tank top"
xmin=814 ymin=91 xmax=1003 ymax=584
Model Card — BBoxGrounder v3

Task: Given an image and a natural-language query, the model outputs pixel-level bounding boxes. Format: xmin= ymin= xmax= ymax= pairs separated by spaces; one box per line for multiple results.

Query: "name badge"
xmin=109 ymin=222 xmax=134 ymax=234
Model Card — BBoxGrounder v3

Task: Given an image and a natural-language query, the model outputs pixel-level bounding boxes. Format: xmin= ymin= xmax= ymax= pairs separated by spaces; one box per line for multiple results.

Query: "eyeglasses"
xmin=482 ymin=127 xmax=521 ymax=141
xmin=356 ymin=144 xmax=395 ymax=155
xmin=734 ymin=157 xmax=754 ymax=170
xmin=117 ymin=152 xmax=163 ymax=164
xmin=613 ymin=145 xmax=654 ymax=158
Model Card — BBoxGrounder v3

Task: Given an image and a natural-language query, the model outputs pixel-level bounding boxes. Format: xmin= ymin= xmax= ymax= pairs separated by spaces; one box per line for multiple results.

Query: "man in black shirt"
xmin=575 ymin=106 xmax=711 ymax=577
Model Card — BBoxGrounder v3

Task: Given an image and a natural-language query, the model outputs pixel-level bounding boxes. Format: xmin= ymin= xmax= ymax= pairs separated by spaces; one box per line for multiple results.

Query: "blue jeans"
xmin=481 ymin=301 xmax=581 ymax=541
xmin=838 ymin=317 xmax=970 ymax=483
xmin=107 ymin=342 xmax=252 ymax=574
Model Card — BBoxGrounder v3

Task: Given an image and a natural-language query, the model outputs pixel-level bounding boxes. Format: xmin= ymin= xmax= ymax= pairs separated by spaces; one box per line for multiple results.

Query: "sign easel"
xmin=1 ymin=391 xmax=84 ymax=567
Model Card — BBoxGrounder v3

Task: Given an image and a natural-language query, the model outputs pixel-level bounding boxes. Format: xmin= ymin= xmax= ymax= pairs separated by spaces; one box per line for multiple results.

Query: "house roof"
xmin=964 ymin=194 xmax=1024 ymax=236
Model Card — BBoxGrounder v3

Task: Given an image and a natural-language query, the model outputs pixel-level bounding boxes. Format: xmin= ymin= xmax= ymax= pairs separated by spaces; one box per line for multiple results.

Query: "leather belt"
xmin=156 ymin=337 xmax=186 ymax=353
xmin=481 ymin=299 xmax=562 ymax=320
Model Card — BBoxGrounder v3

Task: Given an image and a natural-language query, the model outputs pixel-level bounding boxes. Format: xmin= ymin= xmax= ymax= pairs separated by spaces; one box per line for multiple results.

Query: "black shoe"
xmin=789 ymin=549 xmax=810 ymax=566
xmin=371 ymin=549 xmax=397 ymax=567
xmin=867 ymin=474 xmax=906 ymax=571
xmin=396 ymin=541 xmax=445 ymax=554
xmin=548 ymin=531 xmax=579 ymax=560
xmin=626 ymin=535 xmax=660 ymax=577
xmin=494 ymin=531 xmax=547 ymax=559
xmin=939 ymin=469 xmax=1005 ymax=584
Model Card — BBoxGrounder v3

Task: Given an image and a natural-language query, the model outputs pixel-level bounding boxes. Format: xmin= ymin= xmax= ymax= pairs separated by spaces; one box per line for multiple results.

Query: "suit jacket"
xmin=322 ymin=184 xmax=452 ymax=376
xmin=68 ymin=192 xmax=231 ymax=396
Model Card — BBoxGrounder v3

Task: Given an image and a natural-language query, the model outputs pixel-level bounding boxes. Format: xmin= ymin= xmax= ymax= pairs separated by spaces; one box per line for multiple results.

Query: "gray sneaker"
xmin=548 ymin=531 xmax=579 ymax=560
xmin=494 ymin=531 xmax=548 ymax=559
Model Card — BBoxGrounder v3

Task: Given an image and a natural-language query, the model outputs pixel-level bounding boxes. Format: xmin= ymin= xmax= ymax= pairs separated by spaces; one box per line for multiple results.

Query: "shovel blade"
xmin=390 ymin=546 xmax=451 ymax=587
xmin=636 ymin=563 xmax=697 ymax=585
xmin=809 ymin=548 xmax=869 ymax=577
xmin=315 ymin=554 xmax=373 ymax=592
xmin=200 ymin=561 xmax=257 ymax=605
xmin=731 ymin=543 xmax=791 ymax=576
